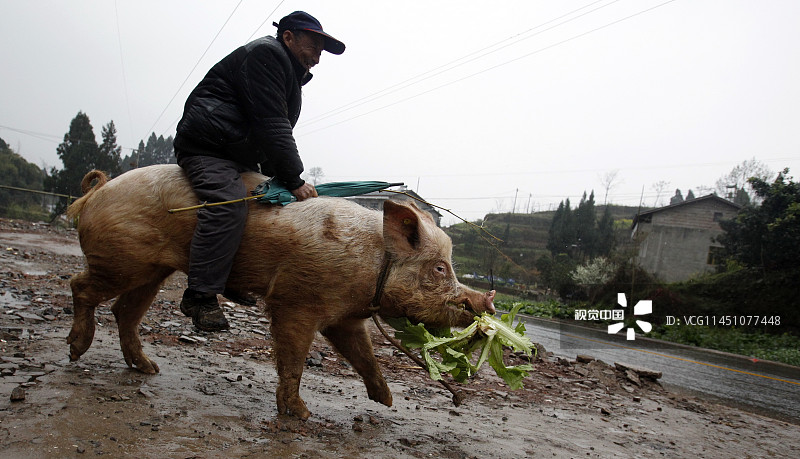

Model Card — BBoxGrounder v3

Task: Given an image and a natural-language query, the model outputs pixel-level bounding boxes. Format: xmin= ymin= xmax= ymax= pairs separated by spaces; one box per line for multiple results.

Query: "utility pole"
xmin=512 ymin=188 xmax=518 ymax=214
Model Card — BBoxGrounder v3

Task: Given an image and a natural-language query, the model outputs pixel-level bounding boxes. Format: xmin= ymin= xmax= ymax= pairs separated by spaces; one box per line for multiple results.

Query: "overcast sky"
xmin=2 ymin=0 xmax=799 ymax=225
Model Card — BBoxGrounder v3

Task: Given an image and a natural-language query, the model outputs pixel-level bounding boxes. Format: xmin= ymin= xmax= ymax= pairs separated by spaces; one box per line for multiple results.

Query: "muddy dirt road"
xmin=1 ymin=218 xmax=798 ymax=458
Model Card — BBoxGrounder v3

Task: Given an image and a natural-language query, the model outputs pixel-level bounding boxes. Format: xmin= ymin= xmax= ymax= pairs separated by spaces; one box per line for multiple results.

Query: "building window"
xmin=713 ymin=212 xmax=724 ymax=222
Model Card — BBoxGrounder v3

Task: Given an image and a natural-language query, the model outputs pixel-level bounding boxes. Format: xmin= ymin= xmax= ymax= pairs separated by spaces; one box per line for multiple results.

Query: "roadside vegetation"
xmin=454 ymin=166 xmax=799 ymax=367
xmin=0 ymin=113 xmax=174 ymax=222
xmin=491 ymin=290 xmax=800 ymax=367
xmin=649 ymin=324 xmax=800 ymax=367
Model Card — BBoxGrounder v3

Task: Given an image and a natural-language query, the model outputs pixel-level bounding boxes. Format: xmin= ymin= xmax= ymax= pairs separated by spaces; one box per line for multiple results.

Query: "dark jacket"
xmin=174 ymin=36 xmax=311 ymax=190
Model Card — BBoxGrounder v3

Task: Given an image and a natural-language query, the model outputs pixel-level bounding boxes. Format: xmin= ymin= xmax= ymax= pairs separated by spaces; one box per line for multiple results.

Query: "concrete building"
xmin=347 ymin=186 xmax=442 ymax=227
xmin=631 ymin=194 xmax=741 ymax=282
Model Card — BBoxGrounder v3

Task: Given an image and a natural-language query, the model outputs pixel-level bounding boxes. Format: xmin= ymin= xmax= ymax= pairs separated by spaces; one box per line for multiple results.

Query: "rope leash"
xmin=371 ymin=313 xmax=466 ymax=406
xmin=368 ymin=252 xmax=466 ymax=406
xmin=167 ymin=193 xmax=267 ymax=213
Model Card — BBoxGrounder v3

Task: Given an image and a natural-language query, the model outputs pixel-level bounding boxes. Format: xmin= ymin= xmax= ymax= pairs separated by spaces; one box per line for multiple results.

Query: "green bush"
xmin=496 ymin=299 xmax=574 ymax=320
xmin=651 ymin=325 xmax=800 ymax=366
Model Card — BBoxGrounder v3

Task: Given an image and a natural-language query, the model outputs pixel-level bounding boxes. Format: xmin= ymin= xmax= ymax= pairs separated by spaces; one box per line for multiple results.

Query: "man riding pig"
xmin=67 ymin=165 xmax=496 ymax=419
xmin=67 ymin=10 xmax=496 ymax=420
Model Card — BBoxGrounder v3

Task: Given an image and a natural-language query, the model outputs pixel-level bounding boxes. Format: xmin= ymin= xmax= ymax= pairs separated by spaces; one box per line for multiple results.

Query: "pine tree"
xmin=139 ymin=133 xmax=157 ymax=166
xmin=548 ymin=192 xmax=617 ymax=261
xmin=596 ymin=206 xmax=615 ymax=257
xmin=133 ymin=133 xmax=176 ymax=167
xmin=56 ymin=112 xmax=98 ymax=177
xmin=134 ymin=140 xmax=145 ymax=169
xmin=97 ymin=121 xmax=122 ymax=177
xmin=155 ymin=134 xmax=176 ymax=164
xmin=574 ymin=191 xmax=598 ymax=259
xmin=45 ymin=112 xmax=100 ymax=216
xmin=547 ymin=199 xmax=576 ymax=256
xmin=669 ymin=189 xmax=684 ymax=205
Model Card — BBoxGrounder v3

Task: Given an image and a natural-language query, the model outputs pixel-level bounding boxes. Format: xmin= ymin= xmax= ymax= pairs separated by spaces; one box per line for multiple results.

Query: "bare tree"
xmin=598 ymin=169 xmax=622 ymax=204
xmin=651 ymin=180 xmax=670 ymax=207
xmin=304 ymin=166 xmax=325 ymax=186
xmin=715 ymin=158 xmax=773 ymax=204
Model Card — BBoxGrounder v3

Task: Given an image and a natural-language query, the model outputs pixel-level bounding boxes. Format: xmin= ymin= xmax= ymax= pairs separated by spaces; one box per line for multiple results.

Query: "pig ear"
xmin=383 ymin=200 xmax=424 ymax=256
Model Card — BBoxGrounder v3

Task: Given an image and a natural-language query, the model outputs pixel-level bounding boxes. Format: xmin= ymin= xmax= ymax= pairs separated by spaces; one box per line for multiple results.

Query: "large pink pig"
xmin=66 ymin=165 xmax=495 ymax=419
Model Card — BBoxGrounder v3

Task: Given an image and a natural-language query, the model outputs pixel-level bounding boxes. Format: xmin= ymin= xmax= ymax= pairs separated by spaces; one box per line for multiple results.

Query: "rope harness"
xmin=368 ymin=252 xmax=393 ymax=313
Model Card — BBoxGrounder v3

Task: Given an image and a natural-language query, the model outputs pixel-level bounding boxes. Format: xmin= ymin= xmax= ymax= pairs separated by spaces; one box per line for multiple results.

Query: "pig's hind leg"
xmin=68 ymin=265 xmax=171 ymax=373
xmin=321 ymin=321 xmax=392 ymax=408
xmin=67 ymin=269 xmax=117 ymax=361
xmin=111 ymin=272 xmax=172 ymax=374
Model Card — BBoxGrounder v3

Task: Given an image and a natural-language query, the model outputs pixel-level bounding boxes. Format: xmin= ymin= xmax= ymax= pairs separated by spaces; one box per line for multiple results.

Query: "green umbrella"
xmin=252 ymin=179 xmax=404 ymax=205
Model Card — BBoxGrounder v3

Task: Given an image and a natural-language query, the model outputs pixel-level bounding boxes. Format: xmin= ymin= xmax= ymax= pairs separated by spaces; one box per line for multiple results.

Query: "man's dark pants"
xmin=177 ymin=154 xmax=251 ymax=295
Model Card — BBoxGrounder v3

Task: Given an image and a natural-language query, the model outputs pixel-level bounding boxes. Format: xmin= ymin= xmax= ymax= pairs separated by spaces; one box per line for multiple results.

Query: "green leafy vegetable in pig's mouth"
xmin=383 ymin=303 xmax=536 ymax=390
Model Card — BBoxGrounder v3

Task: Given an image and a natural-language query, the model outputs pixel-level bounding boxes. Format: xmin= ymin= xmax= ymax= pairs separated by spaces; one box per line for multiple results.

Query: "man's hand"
xmin=290 ymin=182 xmax=318 ymax=201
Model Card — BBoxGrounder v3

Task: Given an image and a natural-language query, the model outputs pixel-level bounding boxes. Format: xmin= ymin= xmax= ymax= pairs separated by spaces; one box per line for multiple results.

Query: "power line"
xmin=0 ymin=125 xmax=61 ymax=144
xmin=153 ymin=1 xmax=616 ymax=138
xmin=299 ymin=0 xmax=619 ymax=128
xmin=114 ymin=0 xmax=135 ymax=147
xmin=298 ymin=0 xmax=680 ymax=137
xmin=244 ymin=0 xmax=285 ymax=43
xmin=141 ymin=0 xmax=245 ymax=141
xmin=155 ymin=0 xmax=287 ymax=139
xmin=0 ymin=124 xmax=138 ymax=152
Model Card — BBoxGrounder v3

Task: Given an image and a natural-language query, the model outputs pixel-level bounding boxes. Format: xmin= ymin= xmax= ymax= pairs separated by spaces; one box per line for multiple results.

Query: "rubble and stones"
xmin=1 ymin=217 xmax=798 ymax=458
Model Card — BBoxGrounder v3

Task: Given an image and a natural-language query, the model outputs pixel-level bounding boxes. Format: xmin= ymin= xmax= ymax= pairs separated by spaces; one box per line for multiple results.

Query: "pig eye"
xmin=434 ymin=264 xmax=447 ymax=276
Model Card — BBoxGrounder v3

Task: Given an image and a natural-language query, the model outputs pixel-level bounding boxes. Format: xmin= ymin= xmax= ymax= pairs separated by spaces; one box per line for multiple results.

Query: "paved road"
xmin=519 ymin=314 xmax=800 ymax=423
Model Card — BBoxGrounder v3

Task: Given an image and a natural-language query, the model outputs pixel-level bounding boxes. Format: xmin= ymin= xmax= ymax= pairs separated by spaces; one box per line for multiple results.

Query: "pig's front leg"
xmin=321 ymin=321 xmax=392 ymax=407
xmin=270 ymin=313 xmax=317 ymax=420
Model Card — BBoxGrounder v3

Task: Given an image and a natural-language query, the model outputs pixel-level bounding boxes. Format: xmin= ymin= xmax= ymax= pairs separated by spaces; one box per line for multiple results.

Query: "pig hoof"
xmin=278 ymin=406 xmax=311 ymax=421
xmin=375 ymin=394 xmax=393 ymax=407
xmin=137 ymin=360 xmax=160 ymax=374
xmin=367 ymin=385 xmax=393 ymax=407
xmin=278 ymin=396 xmax=311 ymax=420
xmin=66 ymin=332 xmax=92 ymax=357
xmin=127 ymin=355 xmax=160 ymax=374
xmin=286 ymin=402 xmax=311 ymax=420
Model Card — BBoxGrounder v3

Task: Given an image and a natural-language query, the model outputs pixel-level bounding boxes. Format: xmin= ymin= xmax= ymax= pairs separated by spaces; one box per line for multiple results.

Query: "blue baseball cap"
xmin=274 ymin=11 xmax=345 ymax=55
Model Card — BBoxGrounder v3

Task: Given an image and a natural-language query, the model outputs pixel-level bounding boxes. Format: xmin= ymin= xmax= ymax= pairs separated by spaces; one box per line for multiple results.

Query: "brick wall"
xmin=636 ymin=197 xmax=739 ymax=282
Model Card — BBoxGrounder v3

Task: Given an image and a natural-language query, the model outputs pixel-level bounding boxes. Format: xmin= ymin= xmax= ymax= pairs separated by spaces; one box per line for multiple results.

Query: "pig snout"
xmin=485 ymin=290 xmax=496 ymax=313
xmin=455 ymin=288 xmax=496 ymax=315
xmin=448 ymin=286 xmax=496 ymax=327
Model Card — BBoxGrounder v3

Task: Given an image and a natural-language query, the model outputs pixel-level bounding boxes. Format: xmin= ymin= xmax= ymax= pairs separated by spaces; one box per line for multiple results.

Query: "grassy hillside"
xmin=446 ymin=204 xmax=646 ymax=286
